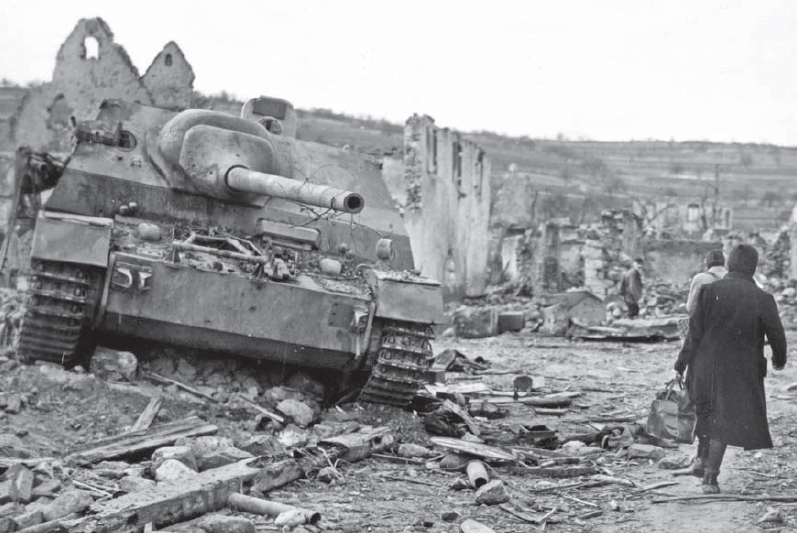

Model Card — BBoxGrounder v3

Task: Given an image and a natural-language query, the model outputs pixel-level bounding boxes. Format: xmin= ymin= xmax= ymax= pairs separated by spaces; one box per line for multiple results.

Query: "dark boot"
xmin=702 ymin=469 xmax=720 ymax=494
xmin=701 ymin=439 xmax=727 ymax=494
xmin=692 ymin=436 xmax=709 ymax=477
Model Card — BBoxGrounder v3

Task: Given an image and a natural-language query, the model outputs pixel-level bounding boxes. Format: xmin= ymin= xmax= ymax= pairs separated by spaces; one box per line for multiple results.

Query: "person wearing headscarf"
xmin=674 ymin=244 xmax=786 ymax=493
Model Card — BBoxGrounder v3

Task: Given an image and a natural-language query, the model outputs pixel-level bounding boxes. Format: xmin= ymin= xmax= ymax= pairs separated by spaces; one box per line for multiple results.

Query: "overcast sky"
xmin=2 ymin=0 xmax=796 ymax=146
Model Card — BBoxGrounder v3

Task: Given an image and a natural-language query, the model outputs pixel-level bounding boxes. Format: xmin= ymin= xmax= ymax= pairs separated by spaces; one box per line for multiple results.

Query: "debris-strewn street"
xmin=2 ymin=285 xmax=796 ymax=532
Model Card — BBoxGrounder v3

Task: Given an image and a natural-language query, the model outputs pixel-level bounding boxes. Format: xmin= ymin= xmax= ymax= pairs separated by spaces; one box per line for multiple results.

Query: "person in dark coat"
xmin=674 ymin=244 xmax=786 ymax=493
xmin=620 ymin=258 xmax=644 ymax=318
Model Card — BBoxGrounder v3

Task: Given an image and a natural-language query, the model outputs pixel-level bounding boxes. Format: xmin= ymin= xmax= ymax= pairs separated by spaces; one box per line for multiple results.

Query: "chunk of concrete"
xmin=197 ymin=447 xmax=254 ymax=472
xmin=90 ymin=346 xmax=138 ymax=381
xmin=10 ymin=466 xmax=33 ymax=503
xmin=151 ymin=446 xmax=197 ymax=472
xmin=0 ymin=480 xmax=12 ymax=505
xmin=31 ymin=478 xmax=62 ymax=499
xmin=474 ymin=480 xmax=510 ymax=505
xmin=277 ymin=424 xmax=309 ymax=449
xmin=11 ymin=509 xmax=43 ymax=530
xmin=41 ymin=490 xmax=94 ymax=521
xmin=0 ymin=433 xmax=32 ymax=458
xmin=155 ymin=459 xmax=198 ymax=483
xmin=276 ymin=399 xmax=315 ymax=428
xmin=453 ymin=307 xmax=499 ymax=338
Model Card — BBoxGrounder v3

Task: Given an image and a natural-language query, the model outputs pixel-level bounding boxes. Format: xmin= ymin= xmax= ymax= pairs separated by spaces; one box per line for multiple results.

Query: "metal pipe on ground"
xmin=229 ymin=493 xmax=321 ymax=524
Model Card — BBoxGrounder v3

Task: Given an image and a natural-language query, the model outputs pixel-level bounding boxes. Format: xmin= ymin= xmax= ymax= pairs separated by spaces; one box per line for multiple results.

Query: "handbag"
xmin=645 ymin=377 xmax=696 ymax=443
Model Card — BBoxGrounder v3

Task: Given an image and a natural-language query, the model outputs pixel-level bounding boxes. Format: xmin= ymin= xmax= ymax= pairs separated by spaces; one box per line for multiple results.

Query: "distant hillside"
xmin=200 ymin=94 xmax=797 ymax=231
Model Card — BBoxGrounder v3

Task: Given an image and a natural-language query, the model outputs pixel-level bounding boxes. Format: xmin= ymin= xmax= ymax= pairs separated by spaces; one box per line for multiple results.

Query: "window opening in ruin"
xmin=724 ymin=209 xmax=731 ymax=228
xmin=165 ymin=53 xmax=173 ymax=66
xmin=453 ymin=139 xmax=463 ymax=183
xmin=83 ymin=37 xmax=99 ymax=60
xmin=426 ymin=128 xmax=438 ymax=175
xmin=687 ymin=203 xmax=700 ymax=222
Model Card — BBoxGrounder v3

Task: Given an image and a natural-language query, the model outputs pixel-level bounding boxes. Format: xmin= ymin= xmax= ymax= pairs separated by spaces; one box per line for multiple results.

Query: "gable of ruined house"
xmin=52 ymin=17 xmax=152 ymax=121
xmin=142 ymin=41 xmax=195 ymax=110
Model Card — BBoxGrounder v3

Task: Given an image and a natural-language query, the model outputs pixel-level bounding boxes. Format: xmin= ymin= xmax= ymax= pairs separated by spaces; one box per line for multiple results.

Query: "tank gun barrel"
xmin=226 ymin=167 xmax=364 ymax=214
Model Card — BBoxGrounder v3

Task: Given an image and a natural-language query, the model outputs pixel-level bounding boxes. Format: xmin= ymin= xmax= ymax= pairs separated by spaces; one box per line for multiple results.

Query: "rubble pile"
xmin=1 ymin=298 xmax=796 ymax=532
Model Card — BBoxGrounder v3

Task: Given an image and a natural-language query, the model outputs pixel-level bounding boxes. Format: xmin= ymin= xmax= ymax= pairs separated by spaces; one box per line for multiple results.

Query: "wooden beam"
xmin=65 ymin=416 xmax=218 ymax=465
xmin=129 ymin=397 xmax=163 ymax=432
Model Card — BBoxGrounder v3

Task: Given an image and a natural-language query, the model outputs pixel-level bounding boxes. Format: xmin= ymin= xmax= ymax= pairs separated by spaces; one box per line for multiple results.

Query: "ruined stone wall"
xmin=641 ymin=239 xmax=722 ymax=285
xmin=401 ymin=115 xmax=492 ymax=300
xmin=52 ymin=18 xmax=152 ymax=121
xmin=143 ymin=42 xmax=195 ymax=110
xmin=1 ymin=18 xmax=194 ymax=153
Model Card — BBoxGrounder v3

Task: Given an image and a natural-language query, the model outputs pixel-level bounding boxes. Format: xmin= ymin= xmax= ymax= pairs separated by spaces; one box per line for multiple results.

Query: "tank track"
xmin=358 ymin=320 xmax=435 ymax=407
xmin=17 ymin=260 xmax=103 ymax=365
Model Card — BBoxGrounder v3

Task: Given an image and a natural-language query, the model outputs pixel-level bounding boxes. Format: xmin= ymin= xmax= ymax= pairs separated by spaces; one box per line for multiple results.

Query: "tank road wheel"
xmin=17 ymin=260 xmax=104 ymax=366
xmin=358 ymin=320 xmax=435 ymax=407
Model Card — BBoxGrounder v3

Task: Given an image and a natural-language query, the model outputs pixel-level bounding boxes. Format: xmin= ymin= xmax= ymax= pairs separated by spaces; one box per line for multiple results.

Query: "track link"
xmin=18 ymin=260 xmax=103 ymax=365
xmin=358 ymin=320 xmax=434 ymax=406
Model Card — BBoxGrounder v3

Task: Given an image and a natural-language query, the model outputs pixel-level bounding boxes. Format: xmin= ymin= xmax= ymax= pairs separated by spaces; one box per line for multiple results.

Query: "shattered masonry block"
xmin=453 ymin=307 xmax=499 ymax=338
xmin=90 ymin=346 xmax=138 ymax=381
xmin=41 ymin=490 xmax=93 ymax=521
xmin=11 ymin=466 xmax=34 ymax=503
xmin=151 ymin=446 xmax=197 ymax=472
xmin=155 ymin=459 xmax=198 ymax=483
xmin=474 ymin=479 xmax=510 ymax=505
xmin=11 ymin=509 xmax=43 ymax=530
xmin=0 ymin=481 xmax=12 ymax=505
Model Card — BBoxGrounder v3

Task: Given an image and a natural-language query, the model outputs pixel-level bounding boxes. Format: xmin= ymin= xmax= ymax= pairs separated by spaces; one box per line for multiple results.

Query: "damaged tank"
xmin=13 ymin=96 xmax=443 ymax=406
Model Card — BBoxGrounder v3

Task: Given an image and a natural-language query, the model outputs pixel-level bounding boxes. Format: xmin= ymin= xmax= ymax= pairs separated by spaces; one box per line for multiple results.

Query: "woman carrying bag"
xmin=674 ymin=244 xmax=787 ymax=494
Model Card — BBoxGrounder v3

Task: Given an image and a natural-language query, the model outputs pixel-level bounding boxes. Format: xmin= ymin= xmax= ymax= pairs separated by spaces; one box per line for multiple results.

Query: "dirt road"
xmin=2 ymin=329 xmax=796 ymax=532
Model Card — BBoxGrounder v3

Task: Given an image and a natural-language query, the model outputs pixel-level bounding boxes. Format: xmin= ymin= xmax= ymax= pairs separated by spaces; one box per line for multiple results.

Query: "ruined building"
xmin=382 ymin=116 xmax=492 ymax=301
xmin=1 ymin=18 xmax=495 ymax=305
xmin=0 ymin=17 xmax=195 ymax=154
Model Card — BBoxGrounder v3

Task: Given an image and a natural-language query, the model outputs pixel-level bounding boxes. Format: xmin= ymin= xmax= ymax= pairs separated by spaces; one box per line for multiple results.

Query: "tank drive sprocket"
xmin=358 ymin=319 xmax=435 ymax=406
xmin=18 ymin=260 xmax=103 ymax=365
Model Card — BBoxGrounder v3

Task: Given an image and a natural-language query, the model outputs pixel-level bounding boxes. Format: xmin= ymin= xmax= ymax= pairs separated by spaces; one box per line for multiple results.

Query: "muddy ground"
xmin=2 ymin=325 xmax=797 ymax=533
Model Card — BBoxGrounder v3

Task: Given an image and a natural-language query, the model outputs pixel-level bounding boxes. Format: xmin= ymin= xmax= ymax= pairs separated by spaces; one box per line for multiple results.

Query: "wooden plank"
xmin=65 ymin=416 xmax=218 ymax=465
xmin=142 ymin=371 xmax=217 ymax=402
xmin=64 ymin=427 xmax=393 ymax=533
xmin=64 ymin=458 xmax=268 ymax=533
xmin=429 ymin=437 xmax=515 ymax=462
xmin=129 ymin=397 xmax=162 ymax=432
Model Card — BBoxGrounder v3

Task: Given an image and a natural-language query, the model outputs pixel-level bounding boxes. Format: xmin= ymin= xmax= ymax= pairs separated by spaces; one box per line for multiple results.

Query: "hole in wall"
xmin=165 ymin=53 xmax=173 ymax=66
xmin=83 ymin=36 xmax=99 ymax=59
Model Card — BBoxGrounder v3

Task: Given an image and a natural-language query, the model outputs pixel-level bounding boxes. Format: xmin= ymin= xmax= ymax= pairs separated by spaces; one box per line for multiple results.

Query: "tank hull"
xmin=15 ymin=98 xmax=445 ymax=405
xmin=99 ymin=251 xmax=372 ymax=370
